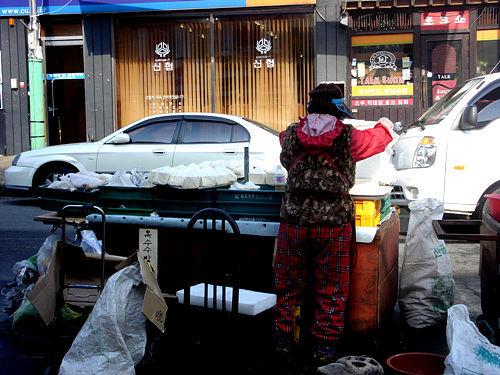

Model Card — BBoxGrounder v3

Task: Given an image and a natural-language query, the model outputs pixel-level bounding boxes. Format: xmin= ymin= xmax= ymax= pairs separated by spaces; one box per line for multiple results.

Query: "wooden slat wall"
xmin=478 ymin=7 xmax=499 ymax=27
xmin=352 ymin=12 xmax=413 ymax=32
xmin=83 ymin=18 xmax=114 ymax=142
xmin=0 ymin=18 xmax=30 ymax=155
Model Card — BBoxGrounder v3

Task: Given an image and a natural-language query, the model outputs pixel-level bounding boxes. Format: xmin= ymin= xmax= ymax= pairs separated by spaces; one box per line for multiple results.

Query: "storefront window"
xmin=115 ymin=19 xmax=212 ymax=127
xmin=214 ymin=15 xmax=314 ymax=131
xmin=114 ymin=13 xmax=314 ymax=131
xmin=350 ymin=34 xmax=414 ymax=108
xmin=477 ymin=30 xmax=500 ymax=76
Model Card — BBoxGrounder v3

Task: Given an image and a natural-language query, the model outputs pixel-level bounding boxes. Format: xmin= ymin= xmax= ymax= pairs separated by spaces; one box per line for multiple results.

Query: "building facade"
xmin=1 ymin=0 xmax=497 ymax=156
xmin=0 ymin=0 xmax=347 ymax=155
xmin=344 ymin=0 xmax=499 ymax=125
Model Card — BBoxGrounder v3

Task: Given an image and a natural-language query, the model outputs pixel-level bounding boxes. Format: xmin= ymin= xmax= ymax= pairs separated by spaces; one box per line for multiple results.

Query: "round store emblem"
xmin=256 ymin=38 xmax=272 ymax=55
xmin=369 ymin=51 xmax=397 ymax=71
xmin=155 ymin=42 xmax=171 ymax=58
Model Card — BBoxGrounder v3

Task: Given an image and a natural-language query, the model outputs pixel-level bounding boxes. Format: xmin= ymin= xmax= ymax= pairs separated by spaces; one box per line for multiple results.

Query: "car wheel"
xmin=33 ymin=164 xmax=77 ymax=190
xmin=471 ymin=182 xmax=500 ymax=220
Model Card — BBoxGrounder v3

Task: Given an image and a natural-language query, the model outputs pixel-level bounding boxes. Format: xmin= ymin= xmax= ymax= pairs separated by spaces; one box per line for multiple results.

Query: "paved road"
xmin=0 ymin=197 xmax=57 ymax=374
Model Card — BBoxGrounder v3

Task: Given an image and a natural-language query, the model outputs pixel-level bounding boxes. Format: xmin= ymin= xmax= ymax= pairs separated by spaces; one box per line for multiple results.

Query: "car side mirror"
xmin=108 ymin=133 xmax=131 ymax=144
xmin=459 ymin=105 xmax=478 ymax=130
xmin=393 ymin=121 xmax=404 ymax=134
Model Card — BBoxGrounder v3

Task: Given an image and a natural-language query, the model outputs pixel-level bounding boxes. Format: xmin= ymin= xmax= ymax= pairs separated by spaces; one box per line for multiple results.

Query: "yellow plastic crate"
xmin=355 ymin=211 xmax=381 ymax=227
xmin=354 ymin=199 xmax=381 ymax=227
xmin=354 ymin=199 xmax=381 ymax=216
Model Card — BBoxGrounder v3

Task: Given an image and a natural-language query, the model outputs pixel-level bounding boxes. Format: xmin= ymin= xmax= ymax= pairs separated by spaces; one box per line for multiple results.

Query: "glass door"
xmin=44 ymin=41 xmax=86 ymax=145
xmin=421 ymin=34 xmax=469 ymax=112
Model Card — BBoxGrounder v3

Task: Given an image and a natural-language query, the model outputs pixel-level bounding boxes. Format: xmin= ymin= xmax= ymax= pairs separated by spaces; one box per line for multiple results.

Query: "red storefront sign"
xmin=432 ymin=79 xmax=457 ymax=101
xmin=421 ymin=11 xmax=469 ymax=31
xmin=352 ymin=99 xmax=414 ymax=107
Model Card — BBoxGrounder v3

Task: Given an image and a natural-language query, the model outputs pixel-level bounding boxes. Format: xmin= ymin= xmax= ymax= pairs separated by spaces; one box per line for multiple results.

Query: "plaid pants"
xmin=273 ymin=221 xmax=353 ymax=341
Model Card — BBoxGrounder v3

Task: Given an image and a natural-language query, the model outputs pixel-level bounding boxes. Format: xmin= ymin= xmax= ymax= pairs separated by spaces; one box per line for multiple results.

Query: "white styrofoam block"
xmin=177 ymin=283 xmax=277 ymax=316
xmin=350 ymin=178 xmax=392 ymax=199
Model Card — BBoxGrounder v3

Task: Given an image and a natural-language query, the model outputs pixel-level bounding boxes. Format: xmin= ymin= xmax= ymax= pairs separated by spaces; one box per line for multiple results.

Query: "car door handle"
xmin=223 ymin=149 xmax=238 ymax=155
xmin=152 ymin=149 xmax=167 ymax=155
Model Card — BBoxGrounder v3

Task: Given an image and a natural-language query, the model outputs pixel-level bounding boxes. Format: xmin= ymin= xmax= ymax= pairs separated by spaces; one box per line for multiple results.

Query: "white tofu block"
xmin=249 ymin=171 xmax=267 ymax=185
xmin=177 ymin=283 xmax=277 ymax=316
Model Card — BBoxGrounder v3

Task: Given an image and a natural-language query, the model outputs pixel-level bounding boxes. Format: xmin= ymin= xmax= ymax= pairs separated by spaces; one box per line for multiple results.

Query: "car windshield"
xmin=243 ymin=117 xmax=281 ymax=136
xmin=414 ymin=78 xmax=484 ymax=127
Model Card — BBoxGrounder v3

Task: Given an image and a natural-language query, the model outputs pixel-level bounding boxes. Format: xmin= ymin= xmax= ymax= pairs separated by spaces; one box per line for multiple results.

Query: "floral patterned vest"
xmin=280 ymin=121 xmax=356 ymax=226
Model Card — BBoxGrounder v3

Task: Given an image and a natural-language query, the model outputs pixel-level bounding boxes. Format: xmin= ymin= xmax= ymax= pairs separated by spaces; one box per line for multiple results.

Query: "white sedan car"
xmin=6 ymin=113 xmax=282 ymax=192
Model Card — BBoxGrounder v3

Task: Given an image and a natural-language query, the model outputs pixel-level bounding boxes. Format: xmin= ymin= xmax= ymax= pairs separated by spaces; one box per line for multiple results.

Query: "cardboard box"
xmin=116 ymin=251 xmax=168 ymax=332
xmin=28 ymin=240 xmax=125 ymax=326
xmin=28 ymin=242 xmax=168 ymax=332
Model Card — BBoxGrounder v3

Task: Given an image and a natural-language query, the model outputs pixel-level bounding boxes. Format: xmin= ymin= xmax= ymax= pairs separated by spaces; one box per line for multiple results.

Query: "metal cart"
xmin=19 ymin=205 xmax=108 ymax=375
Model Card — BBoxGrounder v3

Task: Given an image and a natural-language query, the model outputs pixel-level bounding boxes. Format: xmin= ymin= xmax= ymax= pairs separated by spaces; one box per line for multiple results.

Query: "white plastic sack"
xmin=68 ymin=173 xmax=103 ymax=191
xmin=229 ymin=181 xmax=260 ymax=190
xmin=12 ymin=260 xmax=38 ymax=284
xmin=36 ymin=235 xmax=59 ymax=276
xmin=48 ymin=177 xmax=72 ymax=190
xmin=79 ymin=230 xmax=102 ymax=254
xmin=108 ymin=170 xmax=135 ymax=187
xmin=444 ymin=304 xmax=500 ymax=374
xmin=130 ymin=167 xmax=153 ymax=187
xmin=399 ymin=198 xmax=455 ymax=328
xmin=47 ymin=171 xmax=111 ymax=191
xmin=58 ymin=262 xmax=147 ymax=375
xmin=93 ymin=171 xmax=113 ymax=185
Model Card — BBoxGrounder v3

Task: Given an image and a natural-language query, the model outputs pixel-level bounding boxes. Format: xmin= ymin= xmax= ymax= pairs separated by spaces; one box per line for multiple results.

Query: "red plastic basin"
xmin=386 ymin=352 xmax=446 ymax=375
xmin=486 ymin=194 xmax=500 ymax=222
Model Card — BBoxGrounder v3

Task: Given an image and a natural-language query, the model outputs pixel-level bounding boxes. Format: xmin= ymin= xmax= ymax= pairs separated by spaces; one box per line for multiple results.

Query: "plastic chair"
xmin=183 ymin=207 xmax=241 ymax=316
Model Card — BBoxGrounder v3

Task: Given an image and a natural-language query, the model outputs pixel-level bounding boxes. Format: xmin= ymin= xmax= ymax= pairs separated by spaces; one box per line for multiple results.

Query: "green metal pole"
xmin=29 ymin=57 xmax=45 ymax=149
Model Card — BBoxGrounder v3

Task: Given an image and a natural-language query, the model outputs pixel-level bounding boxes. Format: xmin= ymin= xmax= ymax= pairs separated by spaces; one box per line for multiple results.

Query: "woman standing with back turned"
xmin=273 ymin=83 xmax=394 ymax=365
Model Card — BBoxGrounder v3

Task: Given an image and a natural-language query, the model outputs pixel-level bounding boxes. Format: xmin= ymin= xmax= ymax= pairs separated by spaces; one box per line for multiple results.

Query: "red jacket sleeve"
xmin=350 ymin=123 xmax=393 ymax=162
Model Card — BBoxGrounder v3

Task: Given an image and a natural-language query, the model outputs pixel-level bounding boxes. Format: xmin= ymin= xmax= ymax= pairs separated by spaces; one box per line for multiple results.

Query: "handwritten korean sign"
xmin=139 ymin=228 xmax=158 ymax=278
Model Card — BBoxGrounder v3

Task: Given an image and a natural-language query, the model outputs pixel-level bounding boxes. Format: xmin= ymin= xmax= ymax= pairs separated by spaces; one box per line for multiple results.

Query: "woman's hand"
xmin=378 ymin=117 xmax=394 ymax=130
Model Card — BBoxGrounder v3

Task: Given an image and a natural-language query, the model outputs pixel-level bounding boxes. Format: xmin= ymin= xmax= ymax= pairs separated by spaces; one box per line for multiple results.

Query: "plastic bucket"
xmin=485 ymin=194 xmax=500 ymax=222
xmin=386 ymin=352 xmax=446 ymax=375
